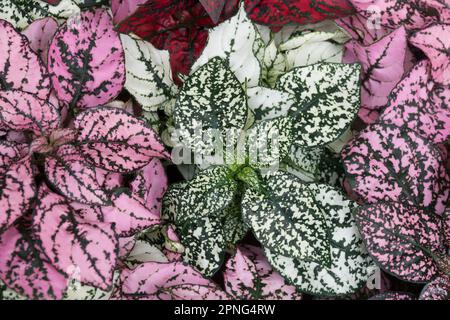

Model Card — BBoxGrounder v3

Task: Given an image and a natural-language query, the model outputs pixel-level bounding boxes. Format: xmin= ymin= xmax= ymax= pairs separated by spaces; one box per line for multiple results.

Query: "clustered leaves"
xmin=0 ymin=0 xmax=449 ymax=301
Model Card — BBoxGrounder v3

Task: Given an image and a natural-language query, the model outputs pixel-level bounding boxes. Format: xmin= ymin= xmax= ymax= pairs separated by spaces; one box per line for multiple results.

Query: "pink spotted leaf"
xmin=342 ymin=123 xmax=449 ymax=215
xmin=0 ymin=20 xmax=50 ymax=100
xmin=33 ymin=185 xmax=119 ymax=290
xmin=351 ymin=0 xmax=442 ymax=30
xmin=410 ymin=23 xmax=450 ymax=85
xmin=380 ymin=60 xmax=450 ymax=144
xmin=355 ymin=202 xmax=445 ymax=283
xmin=99 ymin=192 xmax=161 ymax=237
xmin=0 ymin=142 xmax=35 ymax=233
xmin=343 ymin=27 xmax=409 ymax=123
xmin=0 ymin=90 xmax=60 ymax=136
xmin=121 ymin=262 xmax=230 ymax=300
xmin=73 ymin=107 xmax=169 ymax=173
xmin=22 ymin=17 xmax=58 ymax=65
xmin=419 ymin=274 xmax=450 ymax=300
xmin=45 ymin=144 xmax=110 ymax=206
xmin=335 ymin=13 xmax=393 ymax=45
xmin=111 ymin=0 xmax=148 ymax=24
xmin=224 ymin=245 xmax=302 ymax=300
xmin=130 ymin=158 xmax=168 ymax=214
xmin=0 ymin=225 xmax=67 ymax=299
xmin=48 ymin=9 xmax=125 ymax=109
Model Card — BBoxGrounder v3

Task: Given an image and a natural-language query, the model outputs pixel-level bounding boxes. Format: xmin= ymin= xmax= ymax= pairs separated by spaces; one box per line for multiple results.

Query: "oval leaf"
xmin=342 ymin=123 xmax=449 ymax=215
xmin=242 ymin=172 xmax=332 ymax=265
xmin=22 ymin=17 xmax=58 ymax=65
xmin=380 ymin=60 xmax=450 ymax=144
xmin=33 ymin=185 xmax=118 ymax=290
xmin=0 ymin=20 xmax=50 ymax=99
xmin=0 ymin=225 xmax=67 ymax=299
xmin=354 ymin=202 xmax=444 ymax=283
xmin=276 ymin=62 xmax=361 ymax=148
xmin=45 ymin=144 xmax=110 ymax=205
xmin=48 ymin=8 xmax=125 ymax=109
xmin=74 ymin=107 xmax=168 ymax=173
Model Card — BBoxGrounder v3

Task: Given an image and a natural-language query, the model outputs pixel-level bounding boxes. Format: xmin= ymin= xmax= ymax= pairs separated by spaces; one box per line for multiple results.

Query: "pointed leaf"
xmin=354 ymin=202 xmax=444 ymax=283
xmin=74 ymin=107 xmax=168 ymax=173
xmin=48 ymin=8 xmax=125 ymax=109
xmin=22 ymin=17 xmax=58 ymax=65
xmin=174 ymin=57 xmax=247 ymax=154
xmin=179 ymin=215 xmax=226 ymax=277
xmin=0 ymin=90 xmax=59 ymax=136
xmin=45 ymin=144 xmax=110 ymax=205
xmin=0 ymin=20 xmax=51 ymax=99
xmin=111 ymin=0 xmax=148 ymax=24
xmin=342 ymin=123 xmax=449 ymax=215
xmin=276 ymin=62 xmax=361 ymax=147
xmin=166 ymin=167 xmax=238 ymax=225
xmin=0 ymin=226 xmax=67 ymax=299
xmin=343 ymin=27 xmax=408 ymax=123
xmin=125 ymin=240 xmax=168 ymax=268
xmin=242 ymin=172 xmax=332 ymax=265
xmin=33 ymin=185 xmax=119 ymax=290
xmin=410 ymin=23 xmax=450 ymax=85
xmin=224 ymin=245 xmax=302 ymax=300
xmin=192 ymin=4 xmax=261 ymax=87
xmin=380 ymin=60 xmax=450 ymax=144
xmin=244 ymin=0 xmax=354 ymax=27
xmin=120 ymin=34 xmax=177 ymax=112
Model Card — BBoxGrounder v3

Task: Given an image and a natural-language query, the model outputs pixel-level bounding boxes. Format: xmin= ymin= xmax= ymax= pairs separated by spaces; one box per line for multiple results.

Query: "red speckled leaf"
xmin=121 ymin=262 xmax=230 ymax=300
xmin=224 ymin=245 xmax=302 ymax=300
xmin=410 ymin=23 xmax=450 ymax=85
xmin=0 ymin=225 xmax=67 ymax=300
xmin=419 ymin=275 xmax=450 ymax=300
xmin=343 ymin=27 xmax=409 ymax=123
xmin=355 ymin=202 xmax=444 ymax=283
xmin=342 ymin=123 xmax=449 ymax=215
xmin=0 ymin=89 xmax=60 ymax=136
xmin=244 ymin=0 xmax=354 ymax=27
xmin=48 ymin=9 xmax=125 ymax=109
xmin=0 ymin=143 xmax=35 ymax=233
xmin=33 ymin=185 xmax=119 ymax=290
xmin=74 ymin=107 xmax=168 ymax=173
xmin=351 ymin=0 xmax=442 ymax=30
xmin=22 ymin=17 xmax=58 ymax=65
xmin=380 ymin=60 xmax=450 ymax=144
xmin=116 ymin=0 xmax=239 ymax=83
xmin=45 ymin=144 xmax=110 ymax=205
xmin=130 ymin=158 xmax=168 ymax=214
xmin=0 ymin=20 xmax=50 ymax=99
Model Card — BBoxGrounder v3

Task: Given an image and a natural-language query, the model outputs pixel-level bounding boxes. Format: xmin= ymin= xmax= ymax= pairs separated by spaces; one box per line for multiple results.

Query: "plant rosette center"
xmin=30 ymin=129 xmax=77 ymax=155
